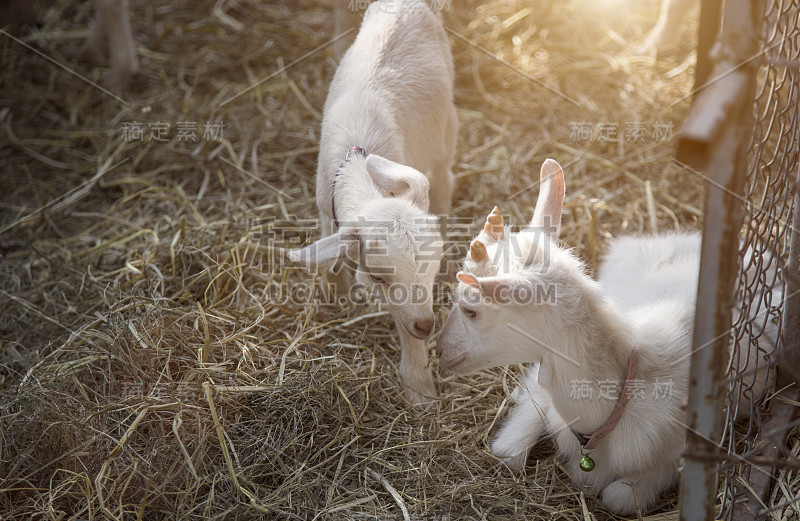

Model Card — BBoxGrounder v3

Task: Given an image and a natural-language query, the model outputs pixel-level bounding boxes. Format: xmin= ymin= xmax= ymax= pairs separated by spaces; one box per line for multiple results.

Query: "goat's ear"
xmin=530 ymin=159 xmax=565 ymax=241
xmin=457 ymin=272 xmax=480 ymax=288
xmin=365 ymin=154 xmax=430 ymax=210
xmin=288 ymin=231 xmax=359 ymax=271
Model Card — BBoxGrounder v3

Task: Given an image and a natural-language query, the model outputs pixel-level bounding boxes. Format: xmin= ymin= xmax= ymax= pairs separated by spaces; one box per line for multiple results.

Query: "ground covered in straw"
xmin=2 ymin=0 xmax=796 ymax=519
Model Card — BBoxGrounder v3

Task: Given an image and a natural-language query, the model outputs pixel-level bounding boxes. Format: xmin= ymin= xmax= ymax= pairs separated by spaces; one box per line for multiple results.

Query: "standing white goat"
xmin=289 ymin=0 xmax=457 ymax=404
xmin=436 ymin=159 xmax=773 ymax=514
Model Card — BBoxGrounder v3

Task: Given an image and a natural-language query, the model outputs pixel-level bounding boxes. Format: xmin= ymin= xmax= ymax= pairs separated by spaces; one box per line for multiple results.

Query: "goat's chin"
xmin=399 ymin=320 xmax=428 ymax=340
xmin=439 ymin=353 xmax=470 ymax=374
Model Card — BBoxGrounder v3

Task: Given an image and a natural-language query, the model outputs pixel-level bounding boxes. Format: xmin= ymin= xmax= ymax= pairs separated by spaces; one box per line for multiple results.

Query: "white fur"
xmin=290 ymin=0 xmax=457 ymax=405
xmin=436 ymin=160 xmax=774 ymax=515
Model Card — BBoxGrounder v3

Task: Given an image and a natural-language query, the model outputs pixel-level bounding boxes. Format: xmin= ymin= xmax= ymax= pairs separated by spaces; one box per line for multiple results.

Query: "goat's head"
xmin=436 ymin=159 xmax=583 ymax=373
xmin=289 ymin=155 xmax=442 ymax=339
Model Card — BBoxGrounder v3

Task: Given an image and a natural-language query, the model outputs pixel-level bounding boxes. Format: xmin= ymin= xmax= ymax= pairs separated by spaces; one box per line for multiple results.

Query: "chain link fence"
xmin=678 ymin=0 xmax=799 ymax=519
xmin=720 ymin=0 xmax=799 ymax=517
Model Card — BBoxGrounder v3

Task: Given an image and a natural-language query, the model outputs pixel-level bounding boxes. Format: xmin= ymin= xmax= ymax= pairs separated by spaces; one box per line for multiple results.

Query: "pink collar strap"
xmin=572 ymin=346 xmax=640 ymax=451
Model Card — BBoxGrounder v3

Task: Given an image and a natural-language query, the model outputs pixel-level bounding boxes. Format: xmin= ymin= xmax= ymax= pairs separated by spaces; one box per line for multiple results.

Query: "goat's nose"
xmin=414 ymin=317 xmax=434 ymax=338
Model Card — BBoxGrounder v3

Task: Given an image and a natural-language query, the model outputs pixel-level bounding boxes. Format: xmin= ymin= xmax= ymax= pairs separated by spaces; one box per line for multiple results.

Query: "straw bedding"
xmin=1 ymin=0 xmax=797 ymax=519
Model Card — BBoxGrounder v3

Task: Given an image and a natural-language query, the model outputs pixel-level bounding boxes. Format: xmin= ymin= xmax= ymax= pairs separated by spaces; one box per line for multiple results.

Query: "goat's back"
xmin=597 ymin=233 xmax=701 ymax=312
xmin=332 ymin=0 xmax=453 ymax=103
xmin=320 ymin=0 xmax=455 ymax=171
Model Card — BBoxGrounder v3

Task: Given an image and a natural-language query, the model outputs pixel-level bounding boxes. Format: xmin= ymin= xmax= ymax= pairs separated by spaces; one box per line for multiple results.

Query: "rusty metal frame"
xmin=694 ymin=0 xmax=723 ymax=90
xmin=676 ymin=0 xmax=765 ymax=519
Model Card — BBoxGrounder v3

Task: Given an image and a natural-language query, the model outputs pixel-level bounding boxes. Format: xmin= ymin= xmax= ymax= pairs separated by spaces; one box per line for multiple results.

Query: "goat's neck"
xmin=323 ymin=90 xmax=408 ymax=224
xmin=536 ymin=290 xmax=633 ymax=432
xmin=332 ymin=157 xmax=383 ymax=223
xmin=324 ymin=88 xmax=406 ymax=164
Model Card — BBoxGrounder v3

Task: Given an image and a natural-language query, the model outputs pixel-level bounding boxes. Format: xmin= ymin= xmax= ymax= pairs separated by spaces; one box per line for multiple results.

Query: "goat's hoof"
xmin=490 ymin=442 xmax=529 ymax=471
xmin=633 ymin=36 xmax=659 ymax=57
xmin=496 ymin=452 xmax=528 ymax=471
xmin=403 ymin=382 xmax=438 ymax=406
xmin=601 ymin=480 xmax=638 ymax=516
xmin=105 ymin=66 xmax=137 ymax=91
xmin=634 ymin=35 xmax=679 ymax=58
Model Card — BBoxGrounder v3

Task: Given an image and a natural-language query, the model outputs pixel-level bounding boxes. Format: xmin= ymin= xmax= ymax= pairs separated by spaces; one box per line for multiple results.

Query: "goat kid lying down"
xmin=436 ymin=159 xmax=774 ymax=515
xmin=289 ymin=0 xmax=457 ymax=405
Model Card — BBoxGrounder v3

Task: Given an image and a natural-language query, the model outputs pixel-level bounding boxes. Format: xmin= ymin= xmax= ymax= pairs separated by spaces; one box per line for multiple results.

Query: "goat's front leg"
xmin=427 ymin=165 xmax=454 ymax=218
xmin=427 ymin=106 xmax=457 ymax=217
xmin=97 ymin=0 xmax=139 ymax=90
xmin=635 ymin=0 xmax=695 ymax=56
xmin=491 ymin=366 xmax=549 ymax=470
xmin=396 ymin=323 xmax=438 ymax=405
xmin=601 ymin=463 xmax=679 ymax=515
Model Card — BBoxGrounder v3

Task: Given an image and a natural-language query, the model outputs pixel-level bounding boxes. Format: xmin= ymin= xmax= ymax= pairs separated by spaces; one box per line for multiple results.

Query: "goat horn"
xmin=483 ymin=206 xmax=504 ymax=239
xmin=469 ymin=239 xmax=489 ymax=262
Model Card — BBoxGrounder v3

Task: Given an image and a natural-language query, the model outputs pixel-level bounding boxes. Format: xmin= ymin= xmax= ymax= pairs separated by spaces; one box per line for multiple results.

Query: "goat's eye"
xmin=461 ymin=305 xmax=477 ymax=319
xmin=370 ymin=274 xmax=387 ymax=284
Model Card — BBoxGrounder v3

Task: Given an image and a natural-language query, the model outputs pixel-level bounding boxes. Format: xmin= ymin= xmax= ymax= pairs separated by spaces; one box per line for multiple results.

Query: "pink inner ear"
xmin=457 ymin=272 xmax=480 ymax=288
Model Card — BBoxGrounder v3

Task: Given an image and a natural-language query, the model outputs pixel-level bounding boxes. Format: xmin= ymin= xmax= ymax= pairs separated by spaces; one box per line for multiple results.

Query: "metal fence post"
xmin=694 ymin=0 xmax=722 ymax=90
xmin=676 ymin=0 xmax=765 ymax=519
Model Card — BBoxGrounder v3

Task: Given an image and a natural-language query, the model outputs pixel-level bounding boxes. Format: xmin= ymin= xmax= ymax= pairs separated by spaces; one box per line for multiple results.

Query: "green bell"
xmin=579 ymin=455 xmax=595 ymax=472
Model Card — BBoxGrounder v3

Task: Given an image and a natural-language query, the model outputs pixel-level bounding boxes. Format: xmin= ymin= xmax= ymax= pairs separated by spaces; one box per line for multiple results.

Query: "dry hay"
xmin=1 ymin=0 xmax=797 ymax=519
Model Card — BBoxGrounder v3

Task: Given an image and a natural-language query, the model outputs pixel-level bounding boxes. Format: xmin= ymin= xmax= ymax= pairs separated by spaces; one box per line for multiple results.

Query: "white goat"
xmin=289 ymin=0 xmax=457 ymax=404
xmin=436 ymin=159 xmax=774 ymax=514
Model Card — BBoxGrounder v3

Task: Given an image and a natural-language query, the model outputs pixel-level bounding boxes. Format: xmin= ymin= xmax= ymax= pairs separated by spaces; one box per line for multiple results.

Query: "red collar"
xmin=331 ymin=146 xmax=367 ymax=229
xmin=572 ymin=347 xmax=640 ymax=451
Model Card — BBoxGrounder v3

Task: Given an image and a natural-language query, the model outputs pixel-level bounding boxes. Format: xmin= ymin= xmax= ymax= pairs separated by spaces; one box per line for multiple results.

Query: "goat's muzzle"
xmin=410 ymin=317 xmax=434 ymax=339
